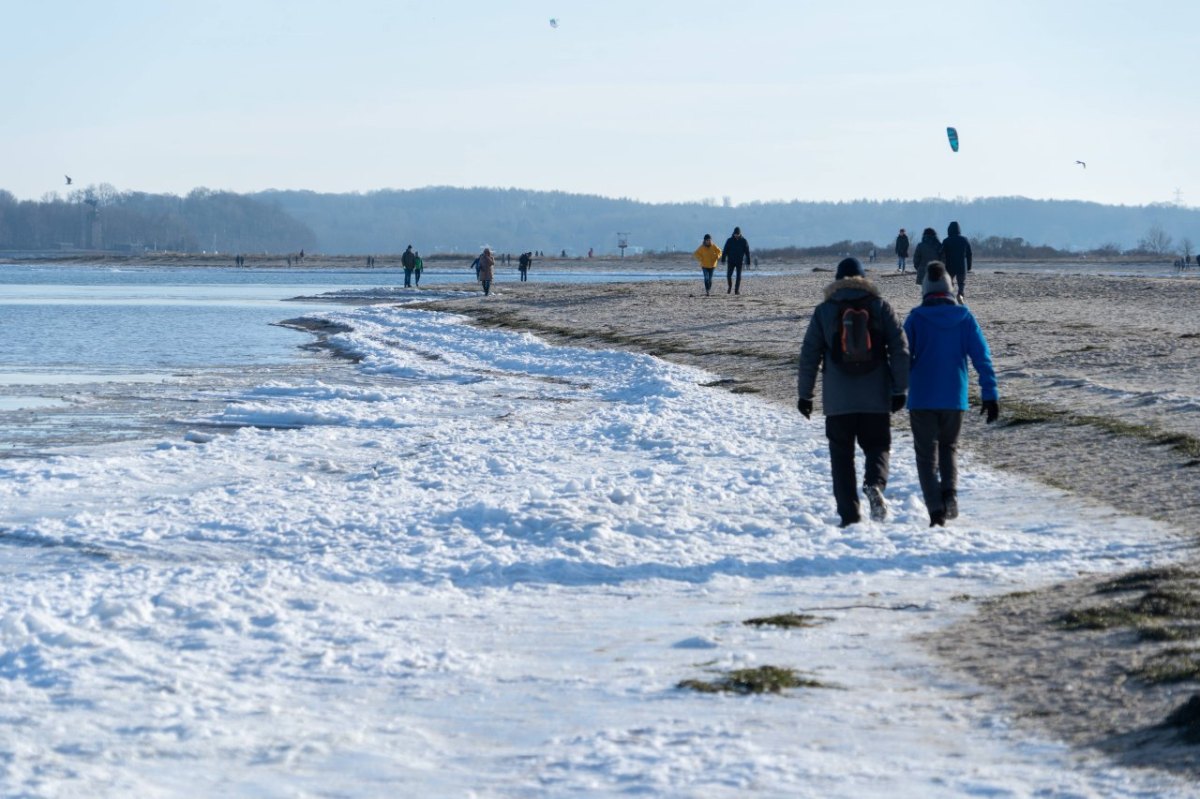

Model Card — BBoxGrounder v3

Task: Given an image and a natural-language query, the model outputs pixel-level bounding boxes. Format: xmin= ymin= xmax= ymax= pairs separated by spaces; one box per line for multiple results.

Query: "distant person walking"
xmin=797 ymin=257 xmax=910 ymax=528
xmin=895 ymin=229 xmax=910 ymax=272
xmin=721 ymin=227 xmax=751 ymax=294
xmin=518 ymin=252 xmax=531 ymax=281
xmin=478 ymin=247 xmax=496 ymax=295
xmin=938 ymin=221 xmax=973 ymax=302
xmin=692 ymin=234 xmax=722 ymax=296
xmin=912 ymin=227 xmax=941 ymax=287
xmin=402 ymin=245 xmax=417 ymax=288
xmin=413 ymin=251 xmax=424 ymax=287
xmin=904 ymin=262 xmax=999 ymax=526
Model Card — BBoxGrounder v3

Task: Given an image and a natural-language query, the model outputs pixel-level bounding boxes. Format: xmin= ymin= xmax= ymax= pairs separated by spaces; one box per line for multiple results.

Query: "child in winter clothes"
xmin=904 ymin=262 xmax=999 ymax=526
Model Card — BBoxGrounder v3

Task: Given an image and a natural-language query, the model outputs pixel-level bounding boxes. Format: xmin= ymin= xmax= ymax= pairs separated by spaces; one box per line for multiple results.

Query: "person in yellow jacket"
xmin=692 ymin=233 xmax=722 ymax=296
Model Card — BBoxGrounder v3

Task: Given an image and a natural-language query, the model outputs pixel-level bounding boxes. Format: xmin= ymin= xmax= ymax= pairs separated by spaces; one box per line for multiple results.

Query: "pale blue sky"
xmin=4 ymin=0 xmax=1198 ymax=206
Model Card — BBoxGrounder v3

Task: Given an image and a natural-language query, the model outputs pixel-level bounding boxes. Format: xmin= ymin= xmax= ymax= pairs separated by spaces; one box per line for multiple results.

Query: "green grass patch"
xmin=743 ymin=613 xmax=827 ymax=629
xmin=1137 ymin=624 xmax=1200 ymax=643
xmin=1095 ymin=567 xmax=1200 ymax=595
xmin=1133 ymin=589 xmax=1200 ymax=619
xmin=1060 ymin=587 xmax=1200 ymax=631
xmin=1059 ymin=605 xmax=1144 ymax=630
xmin=1131 ymin=648 xmax=1200 ymax=684
xmin=678 ymin=665 xmax=831 ymax=695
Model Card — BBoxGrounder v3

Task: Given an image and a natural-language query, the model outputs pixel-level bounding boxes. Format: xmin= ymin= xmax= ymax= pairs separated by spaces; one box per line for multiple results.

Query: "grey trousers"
xmin=909 ymin=409 xmax=964 ymax=513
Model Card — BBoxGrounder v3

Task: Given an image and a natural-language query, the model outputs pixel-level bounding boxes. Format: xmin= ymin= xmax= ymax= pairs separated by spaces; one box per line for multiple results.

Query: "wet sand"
xmin=409 ymin=264 xmax=1200 ymax=774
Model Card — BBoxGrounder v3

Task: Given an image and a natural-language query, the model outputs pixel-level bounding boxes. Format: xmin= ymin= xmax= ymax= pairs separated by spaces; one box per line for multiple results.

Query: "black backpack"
xmin=831 ymin=298 xmax=885 ymax=374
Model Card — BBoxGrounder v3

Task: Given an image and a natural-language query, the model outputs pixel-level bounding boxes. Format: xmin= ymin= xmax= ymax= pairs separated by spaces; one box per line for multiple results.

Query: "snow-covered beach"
xmin=2 ymin=266 xmax=1200 ymax=796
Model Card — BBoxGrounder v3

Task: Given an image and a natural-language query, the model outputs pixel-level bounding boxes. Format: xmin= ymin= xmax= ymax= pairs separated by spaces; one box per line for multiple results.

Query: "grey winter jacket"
xmin=797 ymin=277 xmax=910 ymax=416
xmin=912 ymin=232 xmax=941 ymax=285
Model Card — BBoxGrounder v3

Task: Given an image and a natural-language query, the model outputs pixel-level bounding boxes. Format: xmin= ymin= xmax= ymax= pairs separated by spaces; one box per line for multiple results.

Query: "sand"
xmin=408 ymin=263 xmax=1200 ymax=774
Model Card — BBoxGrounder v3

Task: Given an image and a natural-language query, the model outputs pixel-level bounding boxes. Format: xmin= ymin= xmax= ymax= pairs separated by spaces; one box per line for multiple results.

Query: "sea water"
xmin=0 ymin=263 xmax=698 ymax=455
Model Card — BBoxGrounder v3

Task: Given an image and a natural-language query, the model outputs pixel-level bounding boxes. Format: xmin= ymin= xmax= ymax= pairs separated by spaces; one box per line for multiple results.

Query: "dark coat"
xmin=721 ymin=234 xmax=751 ymax=267
xmin=939 ymin=222 xmax=972 ymax=280
xmin=895 ymin=234 xmax=910 ymax=257
xmin=797 ymin=277 xmax=910 ymax=416
xmin=912 ymin=231 xmax=942 ymax=285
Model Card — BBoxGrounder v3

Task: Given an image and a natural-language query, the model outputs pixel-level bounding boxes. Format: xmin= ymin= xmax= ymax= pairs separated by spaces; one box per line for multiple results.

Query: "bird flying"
xmin=549 ymin=18 xmax=558 ymax=28
xmin=64 ymin=175 xmax=72 ymax=185
xmin=1075 ymin=160 xmax=1087 ymax=169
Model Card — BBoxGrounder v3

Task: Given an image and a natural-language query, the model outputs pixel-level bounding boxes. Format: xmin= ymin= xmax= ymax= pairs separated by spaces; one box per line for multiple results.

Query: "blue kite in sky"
xmin=946 ymin=127 xmax=959 ymax=152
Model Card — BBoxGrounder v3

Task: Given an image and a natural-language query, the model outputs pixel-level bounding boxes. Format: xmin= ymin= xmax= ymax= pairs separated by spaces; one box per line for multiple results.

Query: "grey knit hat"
xmin=922 ymin=261 xmax=954 ymax=296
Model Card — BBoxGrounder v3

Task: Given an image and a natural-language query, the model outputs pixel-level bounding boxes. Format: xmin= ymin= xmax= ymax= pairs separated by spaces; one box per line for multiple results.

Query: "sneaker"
xmin=929 ymin=510 xmax=947 ymax=527
xmin=863 ymin=484 xmax=888 ymax=522
xmin=942 ymin=490 xmax=958 ymax=520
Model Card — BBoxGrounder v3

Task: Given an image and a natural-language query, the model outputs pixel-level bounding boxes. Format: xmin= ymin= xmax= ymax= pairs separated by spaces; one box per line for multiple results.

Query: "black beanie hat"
xmin=835 ymin=257 xmax=865 ymax=279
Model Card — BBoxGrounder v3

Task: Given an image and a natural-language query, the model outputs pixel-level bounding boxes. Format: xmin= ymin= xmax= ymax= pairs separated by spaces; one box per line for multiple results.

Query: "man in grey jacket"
xmin=797 ymin=258 xmax=910 ymax=527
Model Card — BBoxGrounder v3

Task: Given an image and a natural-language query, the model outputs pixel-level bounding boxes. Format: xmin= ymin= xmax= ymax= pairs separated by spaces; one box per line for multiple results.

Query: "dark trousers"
xmin=701 ymin=268 xmax=714 ymax=293
xmin=404 ymin=267 xmax=414 ymax=287
xmin=825 ymin=413 xmax=891 ymax=523
xmin=909 ymin=410 xmax=964 ymax=513
xmin=949 ymin=268 xmax=966 ymax=297
xmin=726 ymin=262 xmax=743 ymax=293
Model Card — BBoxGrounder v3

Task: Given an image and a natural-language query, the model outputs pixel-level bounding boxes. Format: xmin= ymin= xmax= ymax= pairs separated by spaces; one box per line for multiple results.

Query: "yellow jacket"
xmin=693 ymin=242 xmax=722 ymax=269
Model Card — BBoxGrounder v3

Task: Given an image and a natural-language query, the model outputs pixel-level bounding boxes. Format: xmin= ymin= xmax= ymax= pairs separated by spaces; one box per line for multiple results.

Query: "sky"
xmin=4 ymin=0 xmax=1199 ymax=207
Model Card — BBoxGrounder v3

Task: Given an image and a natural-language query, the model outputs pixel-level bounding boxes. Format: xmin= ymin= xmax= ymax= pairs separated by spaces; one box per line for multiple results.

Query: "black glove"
xmin=890 ymin=393 xmax=907 ymax=413
xmin=797 ymin=398 xmax=813 ymax=419
xmin=981 ymin=399 xmax=999 ymax=423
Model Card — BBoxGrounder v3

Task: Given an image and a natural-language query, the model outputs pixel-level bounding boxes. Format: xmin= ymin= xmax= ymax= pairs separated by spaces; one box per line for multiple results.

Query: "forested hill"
xmin=254 ymin=188 xmax=1200 ymax=256
xmin=3 ymin=185 xmax=1198 ymax=256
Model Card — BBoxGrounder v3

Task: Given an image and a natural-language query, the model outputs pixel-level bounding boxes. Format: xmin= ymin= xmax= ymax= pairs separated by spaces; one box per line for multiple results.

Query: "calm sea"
xmin=0 ymin=263 xmax=697 ymax=454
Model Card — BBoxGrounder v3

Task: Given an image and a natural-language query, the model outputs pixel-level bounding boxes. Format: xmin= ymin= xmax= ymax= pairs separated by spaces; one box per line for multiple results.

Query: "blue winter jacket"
xmin=904 ymin=297 xmax=998 ymax=410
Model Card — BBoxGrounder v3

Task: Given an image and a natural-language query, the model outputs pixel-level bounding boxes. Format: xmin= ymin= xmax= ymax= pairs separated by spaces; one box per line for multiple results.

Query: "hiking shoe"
xmin=863 ymin=484 xmax=888 ymax=522
xmin=942 ymin=490 xmax=959 ymax=520
xmin=929 ymin=510 xmax=947 ymax=527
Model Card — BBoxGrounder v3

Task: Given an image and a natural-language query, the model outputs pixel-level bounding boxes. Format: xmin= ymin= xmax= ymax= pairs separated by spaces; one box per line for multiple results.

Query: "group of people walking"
xmin=692 ymin=227 xmax=753 ymax=296
xmin=797 ymin=245 xmax=998 ymax=528
xmin=401 ymin=245 xmax=424 ymax=288
xmin=908 ymin=222 xmax=974 ymax=302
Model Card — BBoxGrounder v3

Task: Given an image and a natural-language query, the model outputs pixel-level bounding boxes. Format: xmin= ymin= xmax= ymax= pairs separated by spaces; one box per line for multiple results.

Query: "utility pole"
xmin=1174 ymin=188 xmax=1185 ymax=206
xmin=617 ymin=231 xmax=629 ymax=258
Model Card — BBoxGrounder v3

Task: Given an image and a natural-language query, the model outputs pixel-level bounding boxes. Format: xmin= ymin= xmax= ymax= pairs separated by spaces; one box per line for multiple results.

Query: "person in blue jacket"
xmin=904 ymin=262 xmax=999 ymax=527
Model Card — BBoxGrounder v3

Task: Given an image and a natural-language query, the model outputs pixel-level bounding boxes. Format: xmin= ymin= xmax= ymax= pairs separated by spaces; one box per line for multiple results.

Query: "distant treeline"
xmin=0 ymin=186 xmax=316 ymax=254
xmin=2 ymin=185 xmax=1197 ymax=258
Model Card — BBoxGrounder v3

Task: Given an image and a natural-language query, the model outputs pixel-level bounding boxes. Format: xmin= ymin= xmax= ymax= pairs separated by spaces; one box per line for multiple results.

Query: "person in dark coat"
xmin=797 ymin=257 xmax=910 ymax=527
xmin=904 ymin=262 xmax=999 ymax=526
xmin=912 ymin=227 xmax=941 ymax=287
xmin=938 ymin=221 xmax=973 ymax=302
xmin=895 ymin=229 xmax=910 ymax=272
xmin=401 ymin=245 xmax=417 ymax=288
xmin=721 ymin=227 xmax=752 ymax=295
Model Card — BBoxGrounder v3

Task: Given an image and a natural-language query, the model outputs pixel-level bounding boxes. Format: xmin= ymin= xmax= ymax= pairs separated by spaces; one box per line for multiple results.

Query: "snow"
xmin=0 ymin=303 xmax=1193 ymax=797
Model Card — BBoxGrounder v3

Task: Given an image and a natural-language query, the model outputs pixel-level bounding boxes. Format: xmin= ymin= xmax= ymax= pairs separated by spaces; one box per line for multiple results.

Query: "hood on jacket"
xmin=823 ymin=276 xmax=880 ymax=301
xmin=947 ymin=221 xmax=961 ymax=237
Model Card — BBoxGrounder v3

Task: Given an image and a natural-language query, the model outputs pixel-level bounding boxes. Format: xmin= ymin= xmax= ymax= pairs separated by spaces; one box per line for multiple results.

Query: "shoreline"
xmin=406 ymin=269 xmax=1200 ymax=774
